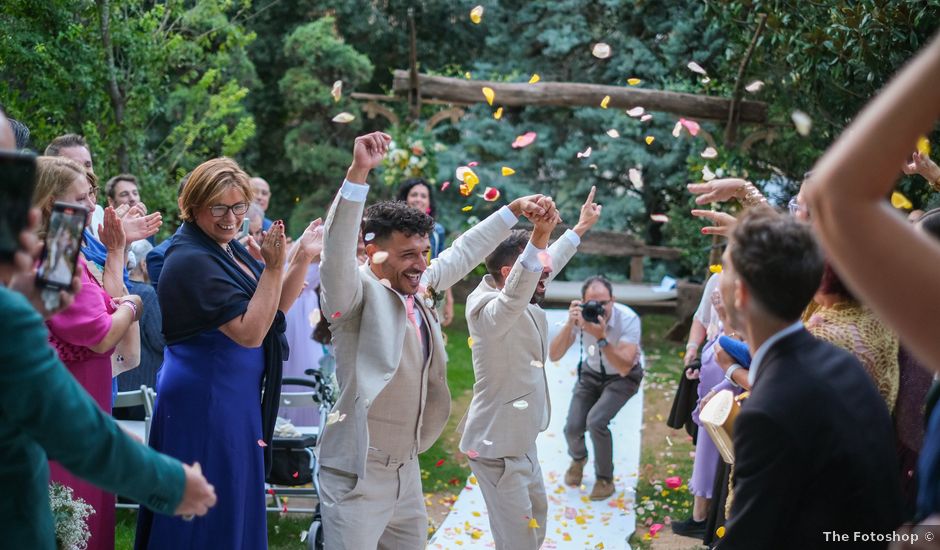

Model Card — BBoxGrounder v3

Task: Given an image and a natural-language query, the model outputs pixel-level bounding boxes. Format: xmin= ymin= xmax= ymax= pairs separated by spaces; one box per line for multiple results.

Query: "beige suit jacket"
xmin=317 ymin=182 xmax=515 ymax=478
xmin=458 ymin=232 xmax=579 ymax=459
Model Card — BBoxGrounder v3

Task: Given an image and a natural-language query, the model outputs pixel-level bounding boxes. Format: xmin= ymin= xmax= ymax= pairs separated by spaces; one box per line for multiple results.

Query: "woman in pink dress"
xmin=33 ymin=156 xmax=143 ymax=550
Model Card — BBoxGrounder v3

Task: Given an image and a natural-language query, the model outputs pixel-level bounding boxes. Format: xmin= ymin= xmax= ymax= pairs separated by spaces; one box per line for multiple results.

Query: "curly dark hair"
xmin=396 ymin=178 xmax=436 ymax=218
xmin=485 ymin=230 xmax=530 ymax=283
xmin=362 ymin=200 xmax=436 ymax=244
xmin=729 ymin=206 xmax=823 ymax=322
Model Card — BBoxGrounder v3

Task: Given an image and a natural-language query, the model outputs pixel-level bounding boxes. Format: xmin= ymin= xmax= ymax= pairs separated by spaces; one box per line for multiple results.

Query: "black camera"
xmin=580 ymin=300 xmax=605 ymax=324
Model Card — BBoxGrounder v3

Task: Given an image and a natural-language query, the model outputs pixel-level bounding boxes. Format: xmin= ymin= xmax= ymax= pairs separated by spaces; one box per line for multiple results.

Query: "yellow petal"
xmin=891 ymin=191 xmax=913 ymax=210
xmin=529 ymin=74 xmax=540 ymax=84
xmin=464 ymin=71 xmax=472 ymax=80
xmin=467 ymin=336 xmax=474 ymax=347
xmin=470 ymin=5 xmax=483 ymax=24
xmin=482 ymin=86 xmax=495 ymax=106
xmin=627 ymin=78 xmax=642 ymax=86
xmin=494 ymin=107 xmax=504 ymax=120
xmin=462 ymin=205 xmax=473 ymax=212
xmin=716 ymin=526 xmax=726 ymax=538
xmin=600 ymin=95 xmax=610 ymax=109
xmin=331 ymin=80 xmax=342 ymax=103
xmin=645 ymin=136 xmax=655 ymax=145
xmin=464 ymin=171 xmax=480 ymax=187
xmin=918 ymin=136 xmax=931 ymax=156
xmin=528 ymin=518 xmax=540 ymax=529
xmin=501 ymin=166 xmax=515 ymax=176
xmin=709 ymin=264 xmax=723 ymax=274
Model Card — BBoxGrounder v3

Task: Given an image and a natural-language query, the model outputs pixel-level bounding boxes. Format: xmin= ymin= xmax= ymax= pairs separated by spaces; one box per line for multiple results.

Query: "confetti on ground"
xmin=482 ymin=87 xmax=495 ymax=106
xmin=687 ymin=61 xmax=707 ymax=75
xmin=331 ymin=112 xmax=355 ymax=123
xmin=331 ymin=80 xmax=342 ymax=102
xmin=493 ymin=107 xmax=503 ymax=120
xmin=745 ymin=80 xmax=764 ymax=93
xmin=469 ymin=5 xmax=483 ymax=24
xmin=592 ymin=42 xmax=611 ymax=59
xmin=371 ymin=251 xmax=389 ymax=264
xmin=701 ymin=147 xmax=718 ymax=159
xmin=512 ymin=131 xmax=538 ymax=149
xmin=501 ymin=166 xmax=515 ymax=176
xmin=626 ymin=78 xmax=642 ymax=86
xmin=600 ymin=95 xmax=610 ymax=109
xmin=791 ymin=110 xmax=812 ymax=136
xmin=529 ymin=74 xmax=541 ymax=84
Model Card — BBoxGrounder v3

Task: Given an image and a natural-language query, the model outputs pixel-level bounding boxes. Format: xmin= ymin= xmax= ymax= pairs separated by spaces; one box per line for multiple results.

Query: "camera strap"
xmin=578 ymin=329 xmax=607 ymax=377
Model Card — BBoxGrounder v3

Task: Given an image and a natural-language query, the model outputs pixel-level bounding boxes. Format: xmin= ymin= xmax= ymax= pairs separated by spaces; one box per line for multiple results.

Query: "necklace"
xmin=223 ymin=243 xmax=235 ymax=259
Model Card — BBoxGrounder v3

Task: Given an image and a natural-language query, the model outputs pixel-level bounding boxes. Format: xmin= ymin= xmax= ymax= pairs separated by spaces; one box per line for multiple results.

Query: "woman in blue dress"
xmin=136 ymin=158 xmax=322 ymax=549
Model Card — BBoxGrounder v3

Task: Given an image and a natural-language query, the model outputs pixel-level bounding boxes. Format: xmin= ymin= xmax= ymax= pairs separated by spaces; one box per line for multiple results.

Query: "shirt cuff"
xmin=497 ymin=205 xmax=518 ymax=228
xmin=563 ymin=228 xmax=581 ymax=247
xmin=519 ymin=242 xmax=545 ymax=273
xmin=340 ymin=179 xmax=370 ymax=202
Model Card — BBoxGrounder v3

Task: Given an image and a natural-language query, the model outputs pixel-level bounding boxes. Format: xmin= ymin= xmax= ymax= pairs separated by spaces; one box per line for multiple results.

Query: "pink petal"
xmin=679 ymin=118 xmax=700 ymax=136
xmin=482 ymin=187 xmax=500 ymax=202
xmin=257 ymin=439 xmax=268 ymax=448
xmin=512 ymin=131 xmax=538 ymax=149
xmin=665 ymin=476 xmax=682 ymax=489
xmin=468 ymin=161 xmax=479 ymax=167
xmin=441 ymin=181 xmax=451 ymax=191
xmin=538 ymin=251 xmax=553 ymax=271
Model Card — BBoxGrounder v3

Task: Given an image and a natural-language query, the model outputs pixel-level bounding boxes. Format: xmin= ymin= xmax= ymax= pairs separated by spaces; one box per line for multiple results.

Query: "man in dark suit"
xmin=715 ymin=206 xmax=902 ymax=549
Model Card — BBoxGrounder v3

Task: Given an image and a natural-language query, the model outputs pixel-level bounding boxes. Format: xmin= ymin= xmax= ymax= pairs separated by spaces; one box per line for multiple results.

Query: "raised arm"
xmin=546 ymin=185 xmax=602 ymax=282
xmin=803 ymin=32 xmax=940 ymax=373
xmin=319 ymin=132 xmax=390 ymax=321
xmin=278 ymin=218 xmax=323 ymax=313
xmin=97 ymin=206 xmax=129 ymax=298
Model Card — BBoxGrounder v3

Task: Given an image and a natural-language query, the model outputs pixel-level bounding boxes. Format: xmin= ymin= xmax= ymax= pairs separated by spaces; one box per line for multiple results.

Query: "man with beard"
xmin=458 ymin=187 xmax=601 ymax=549
xmin=317 ymin=132 xmax=552 ymax=549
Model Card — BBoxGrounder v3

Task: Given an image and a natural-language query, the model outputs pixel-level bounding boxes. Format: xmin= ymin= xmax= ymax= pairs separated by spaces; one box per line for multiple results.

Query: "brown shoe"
xmin=564 ymin=458 xmax=587 ymax=487
xmin=590 ymin=478 xmax=615 ymax=501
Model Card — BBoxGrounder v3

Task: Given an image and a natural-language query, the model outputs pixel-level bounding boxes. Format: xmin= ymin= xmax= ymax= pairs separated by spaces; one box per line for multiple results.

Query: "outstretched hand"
xmin=98 ymin=206 xmax=127 ymax=252
xmin=902 ymin=151 xmax=940 ymax=183
xmin=574 ymin=185 xmax=602 ymax=236
xmin=294 ymin=218 xmax=324 ymax=263
xmin=691 ymin=209 xmax=738 ymax=238
xmin=347 ymin=132 xmax=392 ymax=182
xmin=687 ymin=178 xmax=749 ymax=205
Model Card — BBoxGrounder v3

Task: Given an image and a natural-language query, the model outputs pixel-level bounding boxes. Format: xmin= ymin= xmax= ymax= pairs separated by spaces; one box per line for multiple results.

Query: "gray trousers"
xmin=468 ymin=444 xmax=547 ymax=550
xmin=564 ymin=364 xmax=642 ymax=480
xmin=318 ymin=449 xmax=426 ymax=550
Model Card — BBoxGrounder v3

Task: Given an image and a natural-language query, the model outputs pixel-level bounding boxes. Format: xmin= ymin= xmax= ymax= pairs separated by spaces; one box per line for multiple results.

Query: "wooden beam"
xmin=392 ymin=70 xmax=768 ymax=123
xmin=515 ymin=223 xmax=682 ymax=260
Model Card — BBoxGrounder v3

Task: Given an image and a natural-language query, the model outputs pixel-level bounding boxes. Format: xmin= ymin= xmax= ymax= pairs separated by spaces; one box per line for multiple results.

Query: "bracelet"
xmin=725 ymin=364 xmax=744 ymax=388
xmin=685 ymin=342 xmax=699 ymax=350
xmin=739 ymin=182 xmax=767 ymax=207
xmin=118 ymin=300 xmax=138 ymax=318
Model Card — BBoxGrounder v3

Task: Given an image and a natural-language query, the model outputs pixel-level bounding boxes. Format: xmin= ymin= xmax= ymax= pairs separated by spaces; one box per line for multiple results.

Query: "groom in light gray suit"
xmin=458 ymin=188 xmax=602 ymax=549
xmin=317 ymin=132 xmax=550 ymax=549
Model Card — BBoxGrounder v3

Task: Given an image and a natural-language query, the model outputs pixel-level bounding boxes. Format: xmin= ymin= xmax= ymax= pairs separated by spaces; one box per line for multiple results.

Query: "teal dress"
xmin=0 ymin=287 xmax=184 ymax=550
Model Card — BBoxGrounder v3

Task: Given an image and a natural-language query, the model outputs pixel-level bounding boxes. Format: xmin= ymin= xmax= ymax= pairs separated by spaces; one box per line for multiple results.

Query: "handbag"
xmin=667 ymin=359 xmax=701 ymax=442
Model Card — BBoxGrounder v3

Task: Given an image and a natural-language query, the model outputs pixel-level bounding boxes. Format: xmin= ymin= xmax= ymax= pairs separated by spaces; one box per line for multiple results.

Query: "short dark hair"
xmin=581 ymin=275 xmax=613 ymax=299
xmin=45 ymin=134 xmax=88 ymax=157
xmin=729 ymin=206 xmax=823 ymax=322
xmin=105 ymin=173 xmax=138 ymax=199
xmin=362 ymin=201 xmax=435 ymax=244
xmin=396 ymin=178 xmax=436 ymax=218
xmin=918 ymin=208 xmax=940 ymax=242
xmin=485 ymin=230 xmax=529 ymax=283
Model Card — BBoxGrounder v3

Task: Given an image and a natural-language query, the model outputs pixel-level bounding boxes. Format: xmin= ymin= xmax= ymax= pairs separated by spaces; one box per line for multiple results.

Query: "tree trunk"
xmin=96 ymin=0 xmax=128 ymax=172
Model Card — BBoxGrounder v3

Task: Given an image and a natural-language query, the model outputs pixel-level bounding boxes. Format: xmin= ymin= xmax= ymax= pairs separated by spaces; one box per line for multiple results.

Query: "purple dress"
xmin=281 ymin=263 xmax=325 ymax=427
xmin=689 ymin=338 xmax=723 ymax=499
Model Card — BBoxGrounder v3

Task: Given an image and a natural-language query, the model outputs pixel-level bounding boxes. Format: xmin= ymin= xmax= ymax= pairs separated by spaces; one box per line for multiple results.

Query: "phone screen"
xmin=240 ymin=218 xmax=251 ymax=238
xmin=0 ymin=150 xmax=37 ymax=261
xmin=37 ymin=202 xmax=88 ymax=289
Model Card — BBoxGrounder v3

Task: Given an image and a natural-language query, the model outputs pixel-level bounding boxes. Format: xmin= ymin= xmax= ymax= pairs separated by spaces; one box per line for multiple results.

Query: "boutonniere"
xmin=422 ymin=285 xmax=444 ymax=309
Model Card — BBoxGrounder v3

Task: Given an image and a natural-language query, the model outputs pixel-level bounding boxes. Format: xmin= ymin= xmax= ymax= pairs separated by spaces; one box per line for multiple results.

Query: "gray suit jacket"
xmin=317 ymin=182 xmax=515 ymax=478
xmin=458 ymin=232 xmax=579 ymax=458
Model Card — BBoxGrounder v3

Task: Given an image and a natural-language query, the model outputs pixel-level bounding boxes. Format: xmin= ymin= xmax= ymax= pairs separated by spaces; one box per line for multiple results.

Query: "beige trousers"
xmin=468 ymin=444 xmax=547 ymax=550
xmin=319 ymin=448 xmax=427 ymax=550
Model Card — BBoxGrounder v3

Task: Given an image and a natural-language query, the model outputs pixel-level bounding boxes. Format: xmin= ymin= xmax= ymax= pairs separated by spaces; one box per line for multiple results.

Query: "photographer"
xmin=549 ymin=275 xmax=643 ymax=500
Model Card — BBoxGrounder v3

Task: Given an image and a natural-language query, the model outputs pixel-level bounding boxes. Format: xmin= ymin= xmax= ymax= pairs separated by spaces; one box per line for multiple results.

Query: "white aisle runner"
xmin=429 ymin=309 xmax=643 ymax=549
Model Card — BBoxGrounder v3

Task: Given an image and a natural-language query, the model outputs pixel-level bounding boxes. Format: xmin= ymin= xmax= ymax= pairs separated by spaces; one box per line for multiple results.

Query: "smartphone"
xmin=36 ymin=202 xmax=88 ymax=290
xmin=240 ymin=218 xmax=251 ymax=239
xmin=0 ymin=150 xmax=37 ymax=261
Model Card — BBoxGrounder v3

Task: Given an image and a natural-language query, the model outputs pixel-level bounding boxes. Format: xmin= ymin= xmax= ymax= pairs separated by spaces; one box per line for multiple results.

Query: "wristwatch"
xmin=725 ymin=364 xmax=744 ymax=388
xmin=597 ymin=338 xmax=609 ymax=349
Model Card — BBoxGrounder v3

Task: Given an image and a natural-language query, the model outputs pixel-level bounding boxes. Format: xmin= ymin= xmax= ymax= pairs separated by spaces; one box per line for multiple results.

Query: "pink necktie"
xmin=406 ymin=294 xmax=423 ymax=346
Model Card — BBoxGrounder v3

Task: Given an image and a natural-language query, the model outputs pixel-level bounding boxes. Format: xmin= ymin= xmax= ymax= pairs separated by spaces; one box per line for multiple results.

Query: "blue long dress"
xmin=136 ymin=222 xmax=286 ymax=550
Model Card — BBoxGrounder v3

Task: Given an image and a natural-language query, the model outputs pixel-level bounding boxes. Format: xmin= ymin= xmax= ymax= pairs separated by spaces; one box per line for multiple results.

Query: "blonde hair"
xmin=178 ymin=157 xmax=253 ymax=222
xmin=32 ymin=156 xmax=88 ymax=237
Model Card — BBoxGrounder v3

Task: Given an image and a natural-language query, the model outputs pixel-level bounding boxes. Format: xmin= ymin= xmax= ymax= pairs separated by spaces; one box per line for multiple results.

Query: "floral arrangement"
xmin=380 ymin=125 xmax=444 ymax=188
xmin=49 ymin=482 xmax=94 ymax=550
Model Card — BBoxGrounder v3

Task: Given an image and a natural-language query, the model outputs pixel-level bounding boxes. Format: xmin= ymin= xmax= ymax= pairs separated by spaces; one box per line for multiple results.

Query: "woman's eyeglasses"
xmin=209 ymin=202 xmax=249 ymax=218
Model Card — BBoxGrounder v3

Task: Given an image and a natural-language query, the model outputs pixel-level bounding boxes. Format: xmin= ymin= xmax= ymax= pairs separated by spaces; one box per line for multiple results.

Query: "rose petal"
xmin=331 ymin=80 xmax=342 ymax=103
xmin=331 ymin=311 xmax=342 ymax=319
xmin=435 ymin=458 xmax=445 ymax=467
xmin=538 ymin=251 xmax=553 ymax=270
xmin=645 ymin=136 xmax=655 ymax=145
xmin=530 ymin=360 xmax=544 ymax=368
xmin=918 ymin=136 xmax=931 ymax=156
xmin=744 ymin=80 xmax=764 ymax=93
xmin=592 ymin=43 xmax=611 ymax=59
xmin=308 ymin=308 xmax=321 ymax=328
xmin=680 ymin=118 xmax=700 ymax=136
xmin=791 ymin=110 xmax=812 ymax=136
xmin=364 ymin=232 xmax=375 ymax=242
xmin=672 ymin=121 xmax=683 ymax=138
xmin=626 ymin=106 xmax=645 ymax=117
xmin=441 ymin=181 xmax=451 ymax=191
xmin=331 ymin=112 xmax=355 ymax=123
xmin=371 ymin=251 xmax=389 ymax=264
xmin=600 ymin=95 xmax=610 ymax=109
xmin=702 ymin=165 xmax=716 ymax=181
xmin=501 ymin=166 xmax=515 ymax=176
xmin=469 ymin=5 xmax=483 ymax=24
xmin=512 ymin=400 xmax=529 ymax=410
xmin=709 ymin=264 xmax=723 ymax=274
xmin=650 ymin=523 xmax=664 ymax=537
xmin=466 ymin=449 xmax=480 ymax=459
xmin=257 ymin=439 xmax=267 ymax=447
xmin=606 ymin=129 xmax=620 ymax=138
xmin=482 ymin=439 xmax=493 ymax=445
xmin=650 ymin=214 xmax=669 ymax=223
xmin=482 ymin=87 xmax=495 ymax=106
xmin=891 ymin=191 xmax=913 ymax=210
xmin=665 ymin=476 xmax=682 ymax=489
xmin=528 ymin=517 xmax=540 ymax=529
xmin=528 ymin=74 xmax=540 ymax=84
xmin=493 ymin=107 xmax=503 ymax=120
xmin=468 ymin=161 xmax=479 ymax=167
xmin=701 ymin=147 xmax=718 ymax=159
xmin=577 ymin=146 xmax=592 ymax=159
xmin=627 ymin=78 xmax=642 ymax=86
xmin=628 ymin=168 xmax=643 ymax=190
xmin=467 ymin=336 xmax=474 ymax=347
xmin=512 ymin=131 xmax=537 ymax=149
xmin=482 ymin=187 xmax=500 ymax=201
xmin=461 ymin=205 xmax=473 ymax=212
xmin=640 ymin=114 xmax=653 ymax=122
xmin=687 ymin=61 xmax=707 ymax=75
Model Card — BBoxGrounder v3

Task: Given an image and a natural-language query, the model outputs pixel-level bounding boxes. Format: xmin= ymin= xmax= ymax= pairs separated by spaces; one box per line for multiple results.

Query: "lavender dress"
xmin=280 ymin=262 xmax=325 ymax=426
xmin=689 ymin=338 xmax=723 ymax=499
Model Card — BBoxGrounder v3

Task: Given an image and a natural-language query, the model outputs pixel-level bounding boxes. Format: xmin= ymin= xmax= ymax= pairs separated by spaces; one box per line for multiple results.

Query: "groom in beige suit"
xmin=458 ymin=188 xmax=602 ymax=549
xmin=317 ymin=132 xmax=550 ymax=549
